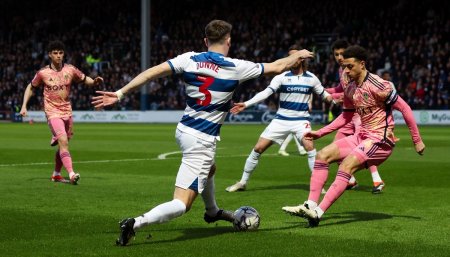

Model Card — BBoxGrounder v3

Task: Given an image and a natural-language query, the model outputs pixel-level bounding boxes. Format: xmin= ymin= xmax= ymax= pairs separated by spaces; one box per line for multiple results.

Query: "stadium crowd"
xmin=0 ymin=0 xmax=448 ymax=113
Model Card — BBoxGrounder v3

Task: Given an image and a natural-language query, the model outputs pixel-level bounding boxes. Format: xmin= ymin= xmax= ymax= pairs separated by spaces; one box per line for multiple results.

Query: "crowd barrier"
xmin=11 ymin=110 xmax=449 ymax=125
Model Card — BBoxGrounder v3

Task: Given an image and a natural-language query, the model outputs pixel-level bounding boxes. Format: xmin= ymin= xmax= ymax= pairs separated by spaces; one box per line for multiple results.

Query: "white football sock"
xmin=315 ymin=207 xmax=324 ymax=218
xmin=52 ymin=171 xmax=61 ymax=176
xmin=133 ymin=199 xmax=186 ymax=230
xmin=201 ymin=175 xmax=219 ymax=216
xmin=240 ymin=149 xmax=261 ymax=184
xmin=349 ymin=176 xmax=356 ymax=183
xmin=371 ymin=170 xmax=382 ymax=183
xmin=306 ymin=200 xmax=318 ymax=210
xmin=279 ymin=134 xmax=293 ymax=151
xmin=292 ymin=134 xmax=302 ymax=148
xmin=307 ymin=149 xmax=317 ymax=172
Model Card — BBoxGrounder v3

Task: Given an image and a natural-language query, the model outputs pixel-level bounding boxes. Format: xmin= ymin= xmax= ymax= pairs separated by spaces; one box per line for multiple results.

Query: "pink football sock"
xmin=318 ymin=171 xmax=351 ymax=212
xmin=308 ymin=160 xmax=329 ymax=203
xmin=60 ymin=151 xmax=74 ymax=174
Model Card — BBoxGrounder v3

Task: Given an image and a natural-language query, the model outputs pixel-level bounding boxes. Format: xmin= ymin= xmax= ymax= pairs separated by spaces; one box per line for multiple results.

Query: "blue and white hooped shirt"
xmin=268 ymin=71 xmax=327 ymax=120
xmin=168 ymin=51 xmax=264 ymax=142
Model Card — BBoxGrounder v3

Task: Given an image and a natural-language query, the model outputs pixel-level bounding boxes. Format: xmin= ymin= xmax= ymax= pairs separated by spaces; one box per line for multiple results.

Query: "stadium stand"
xmin=0 ymin=0 xmax=448 ymax=114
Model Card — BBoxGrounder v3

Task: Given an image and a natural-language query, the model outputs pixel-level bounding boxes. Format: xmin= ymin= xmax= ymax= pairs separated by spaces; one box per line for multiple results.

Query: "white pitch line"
xmin=157 ymin=151 xmax=182 ymax=160
xmin=0 ymin=158 xmax=153 ymax=167
xmin=0 ymin=153 xmax=281 ymax=167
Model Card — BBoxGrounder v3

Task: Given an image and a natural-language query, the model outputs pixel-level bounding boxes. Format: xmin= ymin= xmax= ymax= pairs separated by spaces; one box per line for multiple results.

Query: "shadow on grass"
xmin=128 ymin=222 xmax=304 ymax=246
xmin=247 ymin=183 xmax=310 ymax=192
xmin=243 ymin=183 xmax=381 ymax=194
xmin=286 ymin=211 xmax=421 ymax=228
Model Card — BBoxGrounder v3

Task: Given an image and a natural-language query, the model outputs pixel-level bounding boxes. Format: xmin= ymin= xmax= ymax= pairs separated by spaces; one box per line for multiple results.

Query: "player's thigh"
xmin=175 ymin=130 xmax=215 ymax=194
xmin=317 ymin=135 xmax=358 ymax=163
xmin=350 ymin=139 xmax=394 ymax=169
xmin=339 ymin=154 xmax=365 ymax=174
xmin=64 ymin=117 xmax=74 ymax=141
xmin=260 ymin=119 xmax=291 ymax=145
xmin=48 ymin=118 xmax=68 ymax=146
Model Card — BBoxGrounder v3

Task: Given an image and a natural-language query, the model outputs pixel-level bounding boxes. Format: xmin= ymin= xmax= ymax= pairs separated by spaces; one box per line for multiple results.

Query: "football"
xmin=232 ymin=206 xmax=260 ymax=231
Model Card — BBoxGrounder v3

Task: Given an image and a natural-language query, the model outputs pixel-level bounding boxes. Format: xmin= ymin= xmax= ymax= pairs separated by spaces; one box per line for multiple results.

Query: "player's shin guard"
xmin=308 ymin=160 xmax=329 ymax=203
xmin=318 ymin=171 xmax=351 ymax=212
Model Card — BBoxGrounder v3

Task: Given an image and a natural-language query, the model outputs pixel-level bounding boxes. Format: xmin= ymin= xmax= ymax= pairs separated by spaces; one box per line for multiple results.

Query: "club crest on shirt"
xmin=363 ymin=92 xmax=369 ymax=101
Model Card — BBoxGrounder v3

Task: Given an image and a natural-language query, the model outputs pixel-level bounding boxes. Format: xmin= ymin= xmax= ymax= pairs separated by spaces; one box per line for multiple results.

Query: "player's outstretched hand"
xmin=415 ymin=141 xmax=425 ymax=155
xmin=92 ymin=91 xmax=119 ymax=109
xmin=298 ymin=49 xmax=314 ymax=59
xmin=304 ymin=130 xmax=321 ymax=140
xmin=19 ymin=107 xmax=27 ymax=117
xmin=93 ymin=77 xmax=104 ymax=86
xmin=230 ymin=103 xmax=246 ymax=114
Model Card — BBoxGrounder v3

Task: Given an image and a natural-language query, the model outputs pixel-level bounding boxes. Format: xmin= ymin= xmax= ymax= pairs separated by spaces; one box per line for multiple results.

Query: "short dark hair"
xmin=343 ymin=45 xmax=368 ymax=62
xmin=47 ymin=40 xmax=65 ymax=52
xmin=205 ymin=20 xmax=232 ymax=44
xmin=331 ymin=39 xmax=349 ymax=51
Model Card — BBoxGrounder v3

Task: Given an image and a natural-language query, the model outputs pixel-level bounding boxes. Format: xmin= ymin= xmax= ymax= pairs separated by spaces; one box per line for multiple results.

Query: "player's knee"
xmin=316 ymin=150 xmax=330 ymax=162
xmin=339 ymin=160 xmax=359 ymax=174
xmin=184 ymin=203 xmax=192 ymax=212
xmin=58 ymin=137 xmax=69 ymax=148
xmin=253 ymin=146 xmax=264 ymax=154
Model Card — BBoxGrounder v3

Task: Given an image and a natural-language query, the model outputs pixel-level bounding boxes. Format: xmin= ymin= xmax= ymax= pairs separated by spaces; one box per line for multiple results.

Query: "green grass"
xmin=0 ymin=122 xmax=449 ymax=257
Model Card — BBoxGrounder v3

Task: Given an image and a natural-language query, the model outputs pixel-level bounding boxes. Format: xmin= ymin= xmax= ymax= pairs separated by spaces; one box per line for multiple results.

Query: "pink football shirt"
xmin=31 ymin=64 xmax=85 ymax=119
xmin=344 ymin=72 xmax=397 ymax=142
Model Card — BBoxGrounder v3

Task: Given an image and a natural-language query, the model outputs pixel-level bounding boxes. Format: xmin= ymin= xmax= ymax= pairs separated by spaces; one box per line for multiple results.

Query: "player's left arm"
xmin=263 ymin=49 xmax=314 ymax=75
xmin=92 ymin=62 xmax=173 ymax=108
xmin=84 ymin=76 xmax=104 ymax=87
xmin=232 ymin=74 xmax=281 ymax=114
xmin=384 ymin=84 xmax=425 ymax=155
xmin=312 ymin=77 xmax=334 ymax=104
xmin=71 ymin=65 xmax=103 ymax=87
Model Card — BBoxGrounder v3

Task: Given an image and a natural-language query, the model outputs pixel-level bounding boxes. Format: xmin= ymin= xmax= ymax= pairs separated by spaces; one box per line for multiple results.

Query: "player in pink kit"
xmin=327 ymin=40 xmax=385 ymax=193
xmin=20 ymin=41 xmax=103 ymax=184
xmin=282 ymin=45 xmax=425 ymax=227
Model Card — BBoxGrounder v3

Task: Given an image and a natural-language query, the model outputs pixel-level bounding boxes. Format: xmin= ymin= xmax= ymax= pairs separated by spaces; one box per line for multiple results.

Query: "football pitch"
xmin=0 ymin=122 xmax=449 ymax=257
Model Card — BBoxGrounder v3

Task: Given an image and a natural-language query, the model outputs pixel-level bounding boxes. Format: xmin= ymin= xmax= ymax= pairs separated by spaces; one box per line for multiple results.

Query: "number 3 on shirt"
xmin=197 ymin=76 xmax=214 ymax=106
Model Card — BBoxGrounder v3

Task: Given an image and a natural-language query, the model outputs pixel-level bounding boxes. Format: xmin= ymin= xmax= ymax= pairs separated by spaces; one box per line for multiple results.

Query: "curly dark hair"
xmin=343 ymin=45 xmax=368 ymax=62
xmin=46 ymin=40 xmax=65 ymax=52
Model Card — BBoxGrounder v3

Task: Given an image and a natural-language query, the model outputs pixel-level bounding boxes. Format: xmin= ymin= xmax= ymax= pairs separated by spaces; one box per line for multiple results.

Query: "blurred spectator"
xmin=0 ymin=0 xmax=448 ymax=112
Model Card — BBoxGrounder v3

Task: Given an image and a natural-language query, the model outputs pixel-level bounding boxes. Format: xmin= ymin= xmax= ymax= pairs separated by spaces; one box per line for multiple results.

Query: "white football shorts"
xmin=260 ymin=118 xmax=311 ymax=145
xmin=175 ymin=129 xmax=216 ymax=193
